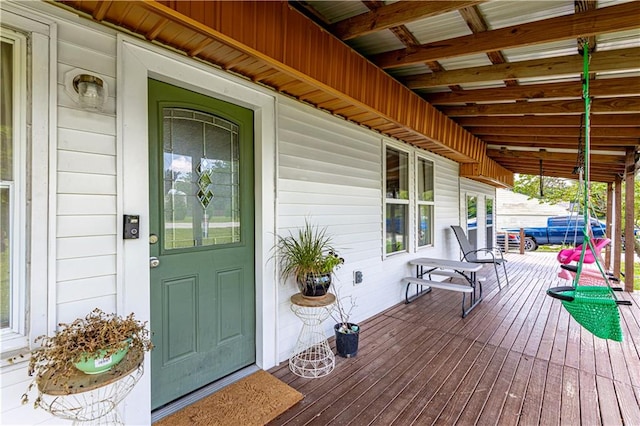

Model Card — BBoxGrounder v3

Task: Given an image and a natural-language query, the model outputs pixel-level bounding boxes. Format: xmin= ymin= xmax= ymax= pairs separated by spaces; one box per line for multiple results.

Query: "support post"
xmin=613 ymin=176 xmax=622 ymax=279
xmin=624 ymin=147 xmax=635 ymax=291
xmin=605 ymin=182 xmax=613 ymax=270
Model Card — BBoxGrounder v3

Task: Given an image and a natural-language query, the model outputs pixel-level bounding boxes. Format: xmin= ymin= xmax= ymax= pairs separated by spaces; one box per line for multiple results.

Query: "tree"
xmin=513 ymin=173 xmax=640 ymax=256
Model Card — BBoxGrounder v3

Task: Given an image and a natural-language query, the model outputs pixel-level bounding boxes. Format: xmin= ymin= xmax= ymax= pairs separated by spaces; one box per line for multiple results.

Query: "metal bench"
xmin=404 ymin=257 xmax=484 ymax=317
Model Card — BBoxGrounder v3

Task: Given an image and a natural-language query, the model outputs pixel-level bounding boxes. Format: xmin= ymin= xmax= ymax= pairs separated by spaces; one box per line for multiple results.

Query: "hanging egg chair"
xmin=546 ymin=42 xmax=632 ymax=342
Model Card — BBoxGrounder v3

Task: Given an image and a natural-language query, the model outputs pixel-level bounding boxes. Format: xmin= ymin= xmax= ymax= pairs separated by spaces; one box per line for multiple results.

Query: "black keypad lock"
xmin=123 ymin=215 xmax=140 ymax=239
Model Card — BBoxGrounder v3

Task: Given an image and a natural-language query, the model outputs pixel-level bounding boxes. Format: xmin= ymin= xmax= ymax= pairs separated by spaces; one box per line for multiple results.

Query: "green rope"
xmin=558 ymin=41 xmax=626 ymax=341
xmin=574 ymin=41 xmax=592 ymax=287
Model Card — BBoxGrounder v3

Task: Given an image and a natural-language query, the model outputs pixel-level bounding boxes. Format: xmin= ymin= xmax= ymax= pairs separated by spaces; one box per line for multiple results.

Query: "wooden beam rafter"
xmin=487 ymin=148 xmax=624 ymax=164
xmin=372 ymin=1 xmax=640 ymax=69
xmin=440 ymin=96 xmax=640 ymax=116
xmin=424 ymin=76 xmax=640 ymax=104
xmin=406 ymin=47 xmax=640 ymax=88
xmin=331 ymin=0 xmax=483 ymax=41
xmin=468 ymin=126 xmax=640 ymax=138
xmin=456 ymin=114 xmax=640 ymax=127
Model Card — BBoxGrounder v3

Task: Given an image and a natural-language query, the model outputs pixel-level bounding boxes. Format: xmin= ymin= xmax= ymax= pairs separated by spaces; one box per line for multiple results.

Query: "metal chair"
xmin=450 ymin=225 xmax=509 ymax=289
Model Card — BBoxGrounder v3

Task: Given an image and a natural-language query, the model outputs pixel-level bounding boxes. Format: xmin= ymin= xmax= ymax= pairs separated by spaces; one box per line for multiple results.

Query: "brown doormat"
xmin=153 ymin=370 xmax=303 ymax=426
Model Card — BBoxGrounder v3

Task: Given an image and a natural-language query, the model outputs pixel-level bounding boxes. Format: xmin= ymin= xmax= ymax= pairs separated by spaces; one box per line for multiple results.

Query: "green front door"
xmin=148 ymin=79 xmax=255 ymax=409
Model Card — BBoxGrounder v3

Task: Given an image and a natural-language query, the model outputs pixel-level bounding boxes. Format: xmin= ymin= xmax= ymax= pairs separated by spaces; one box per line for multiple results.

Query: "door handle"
xmin=150 ymin=257 xmax=160 ymax=268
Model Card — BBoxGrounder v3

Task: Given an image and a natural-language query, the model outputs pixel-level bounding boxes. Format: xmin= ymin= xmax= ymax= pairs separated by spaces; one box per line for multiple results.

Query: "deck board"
xmin=268 ymin=252 xmax=640 ymax=426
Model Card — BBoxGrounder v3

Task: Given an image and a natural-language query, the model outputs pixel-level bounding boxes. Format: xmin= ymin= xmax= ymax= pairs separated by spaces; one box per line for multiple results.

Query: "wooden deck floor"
xmin=268 ymin=252 xmax=640 ymax=425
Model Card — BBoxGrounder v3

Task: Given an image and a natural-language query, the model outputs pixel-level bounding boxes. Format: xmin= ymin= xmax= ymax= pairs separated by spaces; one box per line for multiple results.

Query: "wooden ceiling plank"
xmin=493 ymin=156 xmax=625 ymax=168
xmin=251 ymin=68 xmax=280 ymax=83
xmin=483 ymin=135 xmax=636 ymax=147
xmin=493 ymin=170 xmax=619 ymax=182
xmin=493 ymin=161 xmax=624 ymax=174
xmin=469 ymin=126 xmax=640 ymax=138
xmin=331 ymin=0 xmax=483 ymax=41
xmin=92 ymin=0 xmax=112 ymax=21
xmin=407 ymin=47 xmax=640 ymax=88
xmin=425 ymin=76 xmax=640 ymax=105
xmin=487 ymin=149 xmax=623 ymax=164
xmin=457 ymin=114 xmax=640 ymax=127
xmin=440 ymin=96 xmax=640 ymax=116
xmin=146 ymin=18 xmax=170 ymax=41
xmin=373 ymin=1 xmax=640 ymax=69
xmin=188 ymin=38 xmax=214 ymax=57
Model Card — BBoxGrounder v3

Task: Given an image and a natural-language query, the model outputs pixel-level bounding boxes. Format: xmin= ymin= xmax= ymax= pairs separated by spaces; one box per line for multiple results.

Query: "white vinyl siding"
xmin=275 ymin=97 xmax=468 ymax=361
xmin=433 ymin=158 xmax=462 ymax=260
xmin=277 ymin=98 xmax=384 ymax=360
xmin=54 ymin=14 xmax=118 ymax=323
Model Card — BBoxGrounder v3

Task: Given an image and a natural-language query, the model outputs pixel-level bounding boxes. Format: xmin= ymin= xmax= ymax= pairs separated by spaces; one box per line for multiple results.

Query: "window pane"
xmin=486 ymin=198 xmax=494 ymax=249
xmin=417 ymin=158 xmax=433 ymax=202
xmin=1 ymin=40 xmax=13 ymax=181
xmin=467 ymin=195 xmax=477 ymax=249
xmin=418 ymin=204 xmax=432 ymax=247
xmin=1 ymin=39 xmax=13 ymax=329
xmin=386 ymin=204 xmax=407 ymax=253
xmin=163 ymin=108 xmax=240 ymax=249
xmin=386 ymin=147 xmax=408 ymax=200
xmin=0 ymin=187 xmax=9 ymax=328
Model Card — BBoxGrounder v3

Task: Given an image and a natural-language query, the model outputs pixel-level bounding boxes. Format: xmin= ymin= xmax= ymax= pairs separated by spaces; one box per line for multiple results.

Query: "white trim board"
xmin=117 ymin=35 xmax=277 ymax=426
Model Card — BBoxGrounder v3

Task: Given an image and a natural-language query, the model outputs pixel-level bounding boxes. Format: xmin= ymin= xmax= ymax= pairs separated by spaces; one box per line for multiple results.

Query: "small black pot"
xmin=334 ymin=323 xmax=360 ymax=358
xmin=299 ymin=273 xmax=332 ymax=298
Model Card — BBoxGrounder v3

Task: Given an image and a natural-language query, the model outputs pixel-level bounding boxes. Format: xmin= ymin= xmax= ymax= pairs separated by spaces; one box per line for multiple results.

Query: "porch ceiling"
xmin=55 ymin=0 xmax=640 ymax=185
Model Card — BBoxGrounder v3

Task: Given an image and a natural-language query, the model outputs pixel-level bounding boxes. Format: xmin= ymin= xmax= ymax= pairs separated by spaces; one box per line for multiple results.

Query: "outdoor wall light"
xmin=72 ymin=74 xmax=106 ymax=111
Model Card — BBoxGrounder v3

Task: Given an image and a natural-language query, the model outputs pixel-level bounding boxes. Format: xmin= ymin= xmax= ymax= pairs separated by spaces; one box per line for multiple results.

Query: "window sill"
xmin=1 ymin=346 xmax=31 ymax=370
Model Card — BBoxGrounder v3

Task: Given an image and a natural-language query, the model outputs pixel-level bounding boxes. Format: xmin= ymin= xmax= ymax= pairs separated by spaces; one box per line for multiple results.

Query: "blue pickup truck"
xmin=507 ymin=215 xmax=607 ymax=251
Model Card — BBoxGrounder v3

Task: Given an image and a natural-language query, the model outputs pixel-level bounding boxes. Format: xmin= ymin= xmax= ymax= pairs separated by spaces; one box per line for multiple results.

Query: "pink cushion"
xmin=556 ymin=238 xmax=610 ymax=265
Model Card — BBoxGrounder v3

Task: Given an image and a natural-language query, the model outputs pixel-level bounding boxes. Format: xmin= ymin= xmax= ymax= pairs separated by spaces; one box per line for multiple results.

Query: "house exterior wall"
xmin=0 ymin=2 xmax=496 ymax=424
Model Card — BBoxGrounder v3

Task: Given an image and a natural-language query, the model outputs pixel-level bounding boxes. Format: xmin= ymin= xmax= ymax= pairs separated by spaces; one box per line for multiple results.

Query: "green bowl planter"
xmin=74 ymin=346 xmax=129 ymax=375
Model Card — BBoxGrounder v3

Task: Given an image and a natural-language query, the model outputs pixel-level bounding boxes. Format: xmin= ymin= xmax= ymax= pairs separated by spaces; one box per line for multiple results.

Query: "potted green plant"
xmin=21 ymin=308 xmax=154 ymax=404
xmin=330 ymin=291 xmax=360 ymax=358
xmin=274 ymin=220 xmax=344 ymax=298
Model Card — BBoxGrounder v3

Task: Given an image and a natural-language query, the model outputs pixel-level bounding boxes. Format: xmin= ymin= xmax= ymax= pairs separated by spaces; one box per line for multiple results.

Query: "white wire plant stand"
xmin=36 ymin=349 xmax=144 ymax=425
xmin=289 ymin=292 xmax=336 ymax=378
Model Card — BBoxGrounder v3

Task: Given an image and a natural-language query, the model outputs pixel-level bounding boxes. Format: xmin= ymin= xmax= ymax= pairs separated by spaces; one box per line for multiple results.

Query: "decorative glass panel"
xmin=386 ymin=147 xmax=408 ymax=200
xmin=386 ymin=204 xmax=407 ymax=253
xmin=417 ymin=158 xmax=433 ymax=202
xmin=163 ymin=108 xmax=240 ymax=249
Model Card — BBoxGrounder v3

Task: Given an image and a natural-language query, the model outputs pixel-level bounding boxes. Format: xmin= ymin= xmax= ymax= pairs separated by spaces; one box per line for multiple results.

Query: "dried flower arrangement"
xmin=21 ymin=308 xmax=153 ymax=405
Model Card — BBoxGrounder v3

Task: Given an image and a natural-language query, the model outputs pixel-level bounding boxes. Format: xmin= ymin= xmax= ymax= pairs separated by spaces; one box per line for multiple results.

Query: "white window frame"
xmin=415 ymin=153 xmax=435 ymax=249
xmin=383 ymin=143 xmax=411 ymax=257
xmin=485 ymin=195 xmax=495 ymax=249
xmin=1 ymin=27 xmax=28 ymax=350
xmin=1 ymin=7 xmax=53 ymax=357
